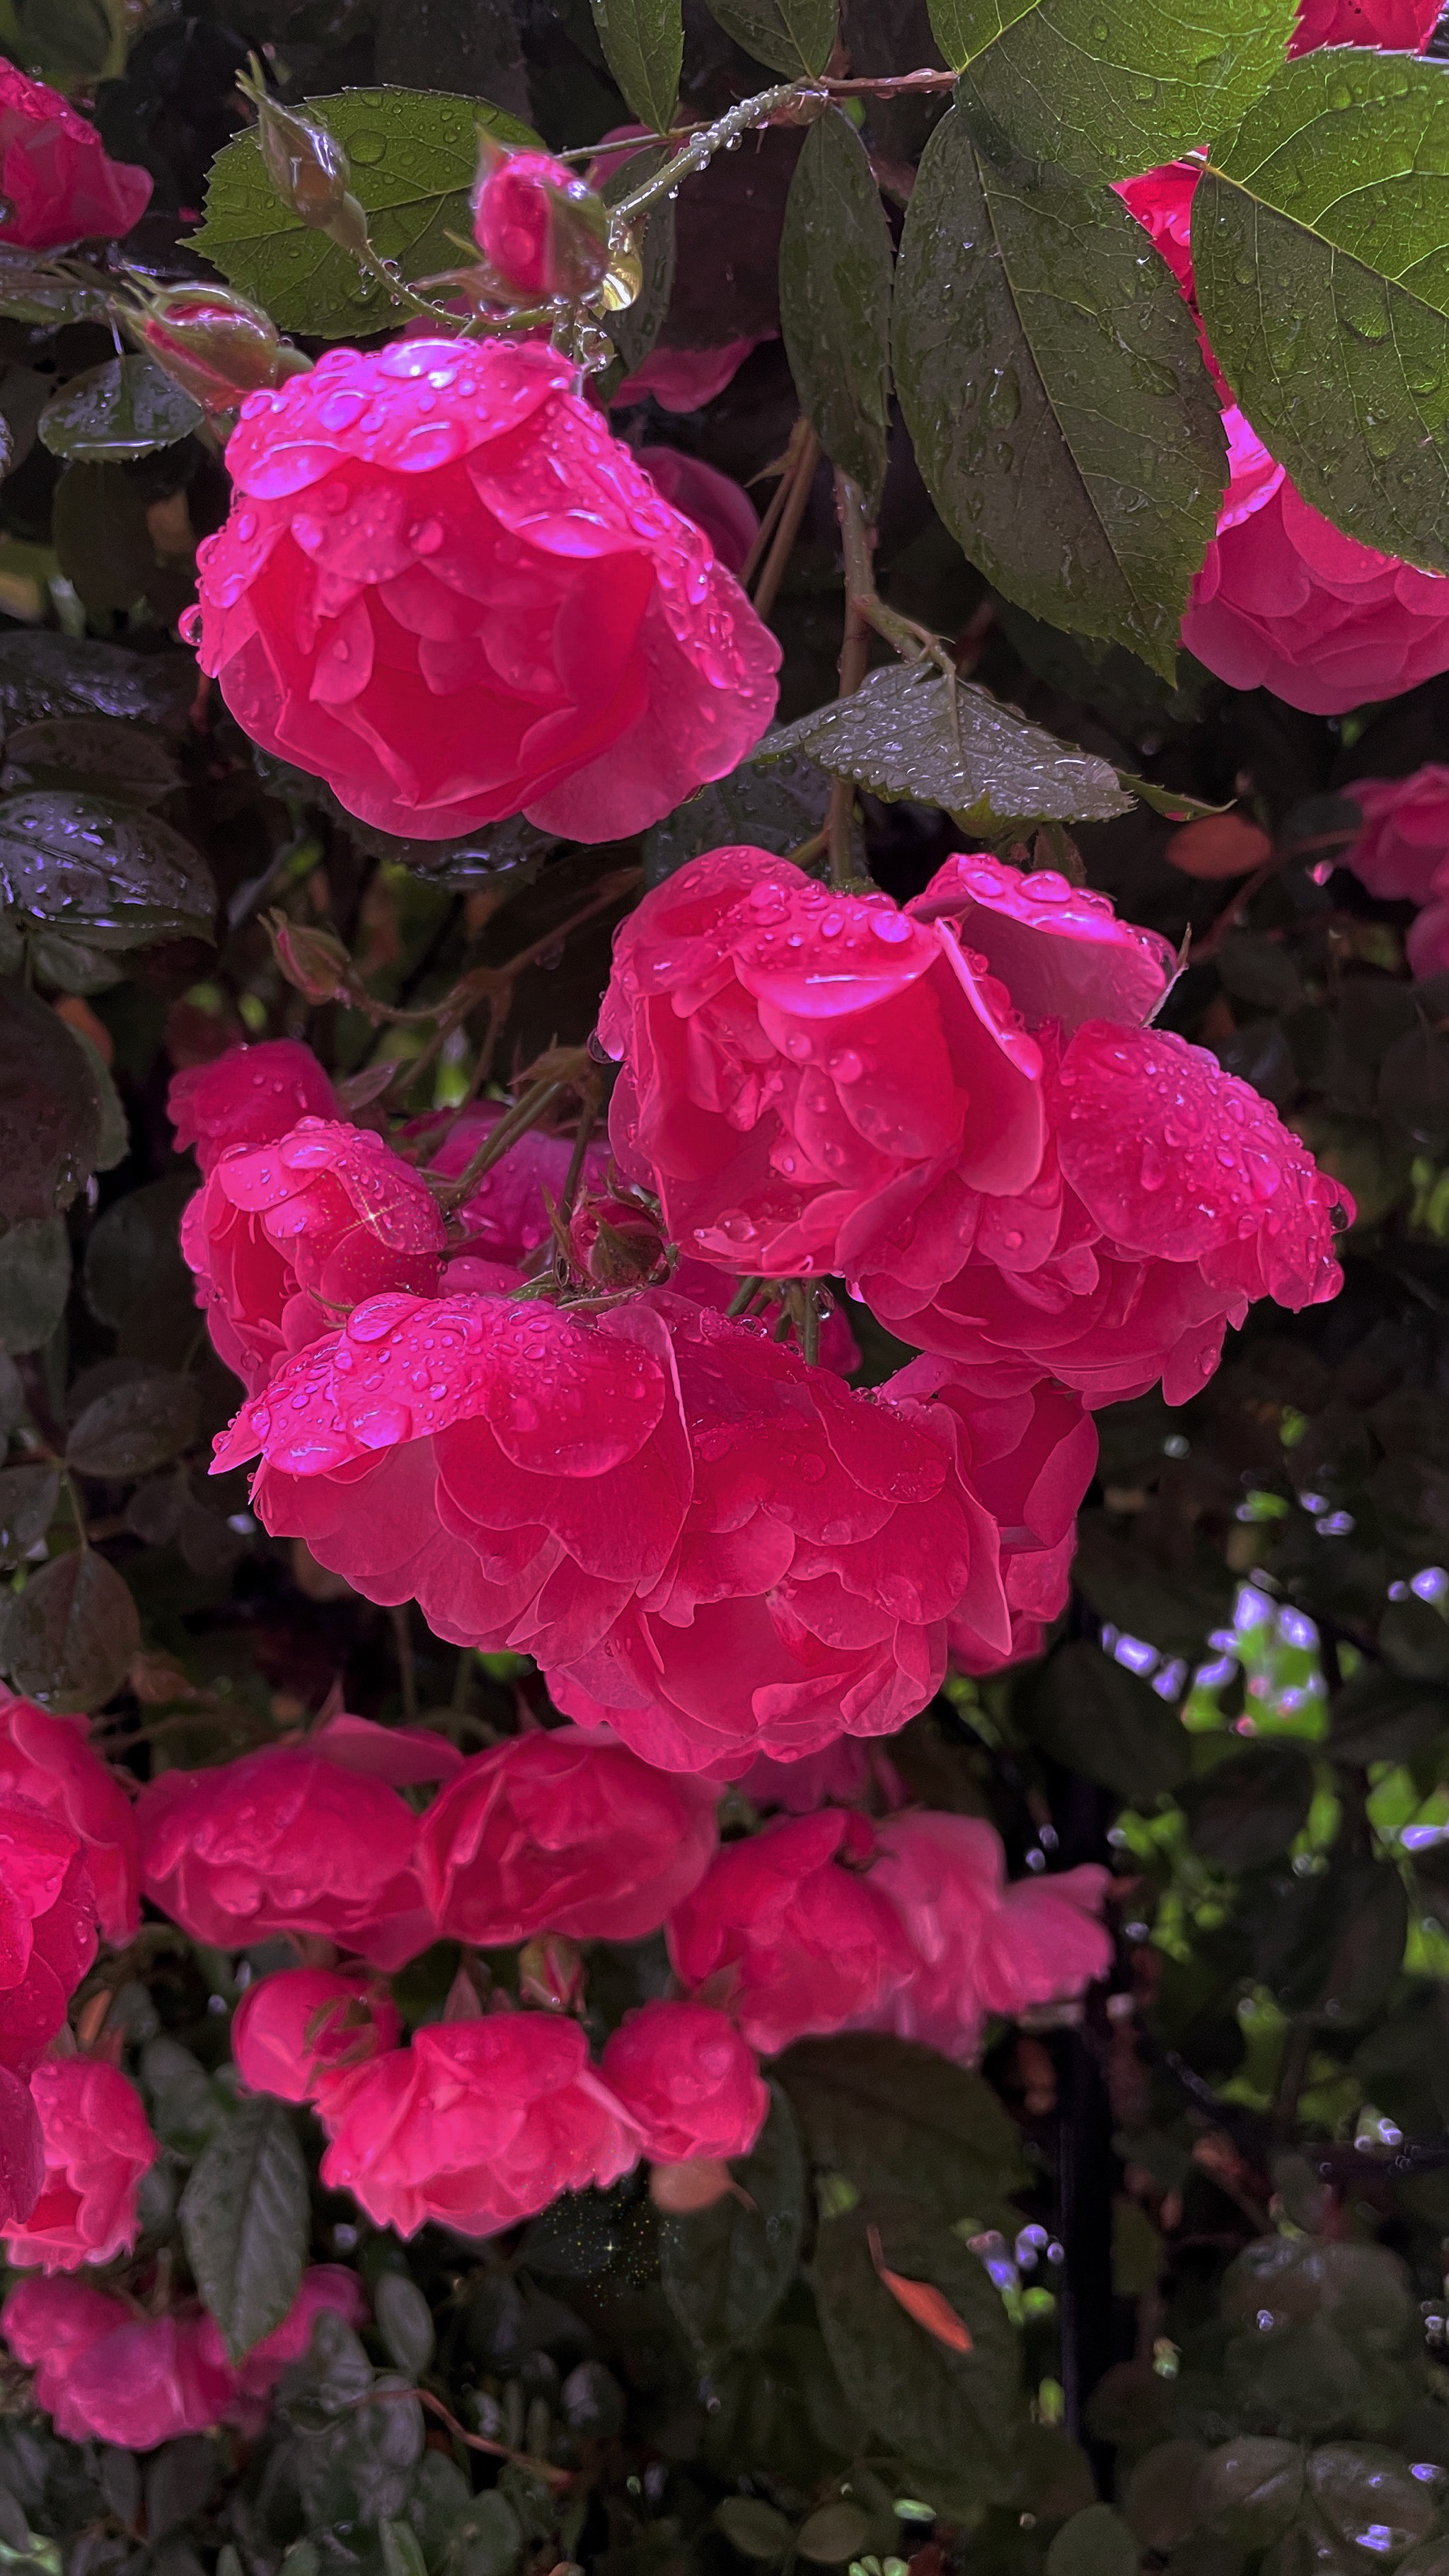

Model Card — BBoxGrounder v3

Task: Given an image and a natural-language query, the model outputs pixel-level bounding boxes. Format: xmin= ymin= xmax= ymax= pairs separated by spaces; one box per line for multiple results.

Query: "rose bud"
xmin=471 ymin=134 xmax=611 ymax=303
xmin=569 ymin=1193 xmax=669 ymax=1290
xmin=518 ymin=1933 xmax=585 ymax=2013
xmin=240 ymin=69 xmax=369 ymax=260
xmin=267 ymin=917 xmax=354 ymax=1008
xmin=137 ymin=286 xmax=309 ymax=418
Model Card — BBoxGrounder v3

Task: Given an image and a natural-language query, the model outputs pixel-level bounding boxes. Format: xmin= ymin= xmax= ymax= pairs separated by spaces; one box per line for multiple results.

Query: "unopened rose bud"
xmin=569 ymin=1193 xmax=668 ymax=1290
xmin=267 ymin=915 xmax=353 ymax=1006
xmin=518 ymin=1933 xmax=584 ymax=2012
xmin=241 ymin=69 xmax=370 ymax=260
xmin=471 ymin=134 xmax=611 ymax=304
xmin=138 ymin=286 xmax=309 ymax=417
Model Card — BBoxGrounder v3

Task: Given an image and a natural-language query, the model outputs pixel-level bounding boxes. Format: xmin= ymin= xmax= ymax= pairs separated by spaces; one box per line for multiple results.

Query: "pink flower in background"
xmin=0 ymin=1802 xmax=96 ymax=2080
xmin=601 ymin=2000 xmax=768 ymax=2162
xmin=0 ymin=63 xmax=151 ymax=250
xmin=137 ymin=1735 xmax=432 ymax=1970
xmin=611 ymin=338 xmax=772 ymax=413
xmin=1290 ymin=0 xmax=1440 ymax=47
xmin=231 ymin=1966 xmax=402 ymax=2105
xmin=0 ymin=1693 xmax=137 ymax=1944
xmin=666 ymin=1810 xmax=916 ymax=2054
xmin=738 ymin=1739 xmax=906 ymax=1814
xmin=168 ymin=1041 xmax=338 ymax=1175
xmin=850 ymin=1812 xmax=1112 ymax=2064
xmin=0 ymin=2069 xmax=40 ymax=2232
xmin=1342 ymin=766 xmax=1449 ymax=904
xmin=189 ymin=339 xmax=780 ymax=844
xmin=319 ymin=2016 xmax=637 ymax=2238
xmin=182 ymin=1117 xmax=447 ymax=1391
xmin=1408 ymin=875 xmax=1449 ymax=979
xmin=4 ymin=2058 xmax=156 ymax=2271
xmin=637 ymin=449 xmax=759 ymax=578
xmin=418 ymin=1729 xmax=717 ymax=1946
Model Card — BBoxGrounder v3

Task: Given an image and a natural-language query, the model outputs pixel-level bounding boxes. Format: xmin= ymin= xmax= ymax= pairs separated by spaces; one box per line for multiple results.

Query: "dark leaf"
xmin=0 ymin=1218 xmax=71 ymax=1357
xmin=779 ymin=2032 xmax=1028 ymax=2221
xmin=1330 ymin=1668 xmax=1449 ymax=1766
xmin=705 ymin=0 xmax=838 ymax=74
xmin=796 ymin=2505 xmax=871 ymax=2565
xmin=715 ymin=2500 xmax=793 ymax=2561
xmin=192 ymin=88 xmax=540 ymax=343
xmin=83 ymin=1175 xmax=197 ymax=1333
xmin=643 ymin=746 xmax=828 ymax=883
xmin=1380 ymin=1021 xmax=1449 ymax=1155
xmin=895 ymin=108 xmax=1225 ymax=676
xmin=0 ymin=636 xmax=192 ymax=732
xmin=3 ymin=718 xmax=181 ymax=806
xmin=779 ymin=108 xmax=894 ymax=510
xmin=145 ymin=2442 xmax=216 ymax=2543
xmin=16 ymin=0 xmax=113 ymax=84
xmin=40 ymin=358 xmax=202 ymax=466
xmin=0 ymin=792 xmax=214 ymax=953
xmin=587 ymin=0 xmax=683 ymax=132
xmin=1022 ymin=1639 xmax=1189 ymax=1800
xmin=1072 ymin=1515 xmax=1234 ymax=1660
xmin=661 ymin=2083 xmax=806 ymax=2357
xmin=179 ymin=2096 xmax=309 ymax=2362
xmin=440 ymin=2491 xmax=522 ymax=2576
xmin=140 ymin=2036 xmax=228 ymax=2154
xmin=1216 ymin=932 xmax=1303 ymax=1013
xmin=1044 ymin=2506 xmax=1140 ymax=2576
xmin=1196 ymin=54 xmax=1449 ymax=574
xmin=67 ymin=1372 xmax=200 ymax=1479
xmin=0 ymin=1357 xmax=24 ymax=1436
xmin=930 ymin=0 xmax=1294 ymax=181
xmin=374 ymin=0 xmax=533 ymax=117
xmin=1 ymin=1548 xmax=140 ymax=1710
xmin=766 ymin=664 xmax=1133 ymax=827
xmin=374 ymin=2272 xmax=436 ymax=2378
xmin=813 ymin=2198 xmax=1020 ymax=2490
xmin=0 ymin=979 xmax=105 ymax=1225
xmin=0 ymin=1464 xmax=60 ymax=1569
xmin=1380 ymin=1597 xmax=1449 ymax=1686
xmin=1178 ymin=1747 xmax=1315 ymax=1873
xmin=0 ymin=247 xmax=107 ymax=328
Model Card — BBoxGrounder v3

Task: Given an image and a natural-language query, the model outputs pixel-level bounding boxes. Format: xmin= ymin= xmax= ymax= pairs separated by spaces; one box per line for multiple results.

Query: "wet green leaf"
xmin=180 ymin=2096 xmax=309 ymax=2362
xmin=67 ymin=1371 xmax=200 ymax=1478
xmin=1 ymin=1546 xmax=140 ymax=1709
xmin=813 ymin=2199 xmax=1020 ymax=2489
xmin=765 ymin=663 xmax=1133 ymax=827
xmin=643 ymin=745 xmax=828 ymax=884
xmin=587 ymin=0 xmax=682 ymax=133
xmin=40 ymin=357 xmax=202 ymax=465
xmin=0 ymin=792 xmax=214 ymax=952
xmin=0 ymin=981 xmax=106 ymax=1227
xmin=3 ymin=719 xmax=181 ymax=807
xmin=0 ymin=247 xmax=107 ymax=329
xmin=931 ymin=0 xmax=1293 ymax=181
xmin=1196 ymin=54 xmax=1449 ymax=575
xmin=661 ymin=2084 xmax=806 ymax=2357
xmin=0 ymin=636 xmax=192 ymax=732
xmin=779 ymin=108 xmax=894 ymax=510
xmin=896 ymin=110 xmax=1226 ymax=675
xmin=705 ymin=0 xmax=836 ymax=72
xmin=1194 ymin=2437 xmax=1303 ymax=2548
xmin=192 ymin=86 xmax=539 ymax=342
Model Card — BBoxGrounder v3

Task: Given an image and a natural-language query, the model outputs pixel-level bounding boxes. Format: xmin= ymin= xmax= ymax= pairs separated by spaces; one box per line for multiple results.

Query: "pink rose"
xmin=417 ymin=1730 xmax=717 ymax=1946
xmin=187 ymin=340 xmax=780 ymax=844
xmin=4 ymin=2057 xmax=156 ymax=2271
xmin=219 ymin=2263 xmax=366 ymax=2405
xmin=1409 ymin=873 xmax=1449 ymax=979
xmin=637 ymin=449 xmax=759 ymax=578
xmin=182 ymin=1117 xmax=447 ymax=1393
xmin=0 ymin=1691 xmax=137 ymax=1944
xmin=601 ymin=1999 xmax=767 ymax=2162
xmin=471 ymin=144 xmax=609 ymax=301
xmin=168 ymin=1040 xmax=338 ymax=1176
xmin=137 ymin=1734 xmax=432 ymax=1970
xmin=1343 ymin=766 xmax=1449 ymax=904
xmin=319 ymin=2014 xmax=637 ymax=2238
xmin=0 ymin=1800 xmax=96 ymax=2078
xmin=737 ymin=1740 xmax=906 ymax=1814
xmin=611 ymin=339 xmax=773 ymax=413
xmin=666 ymin=1810 xmax=917 ymax=2055
xmin=231 ymin=1965 xmax=401 ymax=2105
xmin=1290 ymin=0 xmax=1439 ymax=47
xmin=848 ymin=1813 xmax=1112 ymax=2065
xmin=214 ymin=1288 xmax=1032 ymax=1776
xmin=0 ymin=62 xmax=151 ymax=250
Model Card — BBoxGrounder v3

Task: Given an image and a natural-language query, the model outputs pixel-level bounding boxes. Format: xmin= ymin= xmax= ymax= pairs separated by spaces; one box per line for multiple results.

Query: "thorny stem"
xmin=751 ymin=425 xmax=821 ymax=620
xmin=611 ymin=83 xmax=806 ymax=226
xmin=368 ymin=2383 xmax=572 ymax=2490
xmin=739 ymin=416 xmax=814 ymax=591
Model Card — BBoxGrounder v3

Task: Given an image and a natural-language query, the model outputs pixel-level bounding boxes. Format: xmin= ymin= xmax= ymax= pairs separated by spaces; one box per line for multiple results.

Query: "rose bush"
xmin=187 ymin=339 xmax=780 ymax=842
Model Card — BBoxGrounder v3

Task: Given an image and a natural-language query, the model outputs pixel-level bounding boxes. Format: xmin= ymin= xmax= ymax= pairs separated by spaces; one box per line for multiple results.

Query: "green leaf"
xmin=0 ymin=1218 xmax=71 ymax=1357
xmin=374 ymin=2272 xmax=436 ymax=2377
xmin=0 ymin=246 xmax=107 ymax=329
xmin=1194 ymin=2438 xmax=1304 ymax=2548
xmin=1072 ymin=1514 xmax=1234 ymax=1660
xmin=661 ymin=2083 xmax=806 ymax=2357
xmin=715 ymin=2500 xmax=795 ymax=2562
xmin=52 ymin=464 xmax=156 ymax=618
xmin=0 ymin=981 xmax=106 ymax=1226
xmin=764 ymin=664 xmax=1133 ymax=829
xmin=191 ymin=86 xmax=540 ymax=343
xmin=1 ymin=1547 xmax=140 ymax=1710
xmin=0 ymin=793 xmax=215 ymax=953
xmin=587 ymin=0 xmax=683 ymax=134
xmin=778 ymin=2032 xmax=1029 ymax=2223
xmin=67 ymin=1371 xmax=200 ymax=1479
xmin=796 ymin=2504 xmax=872 ymax=2565
xmin=812 ymin=2199 xmax=1020 ymax=2490
xmin=2 ymin=720 xmax=180 ymax=808
xmin=0 ymin=635 xmax=192 ymax=732
xmin=1021 ymin=1639 xmax=1189 ymax=1800
xmin=16 ymin=0 xmax=115 ymax=84
xmin=933 ymin=0 xmax=1293 ymax=183
xmin=1045 ymin=2505 xmax=1140 ymax=2576
xmin=895 ymin=110 xmax=1226 ymax=675
xmin=39 ymin=357 xmax=202 ymax=466
xmin=1178 ymin=1746 xmax=1315 ymax=1873
xmin=180 ymin=2096 xmax=310 ymax=2362
xmin=140 ymin=2035 xmax=229 ymax=2154
xmin=83 ymin=1174 xmax=197 ymax=1334
xmin=441 ymin=2491 xmax=522 ymax=2576
xmin=1196 ymin=53 xmax=1449 ymax=574
xmin=779 ymin=108 xmax=894 ymax=510
xmin=642 ymin=744 xmax=829 ymax=885
xmin=705 ymin=0 xmax=837 ymax=75
xmin=0 ymin=1463 xmax=59 ymax=1568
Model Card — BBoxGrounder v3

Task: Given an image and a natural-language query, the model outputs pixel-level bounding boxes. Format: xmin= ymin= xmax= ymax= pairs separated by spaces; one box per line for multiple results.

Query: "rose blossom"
xmin=417 ymin=1730 xmax=717 ymax=1946
xmin=187 ymin=338 xmax=780 ymax=844
xmin=4 ymin=2057 xmax=156 ymax=2270
xmin=611 ymin=338 xmax=772 ymax=413
xmin=666 ymin=1810 xmax=916 ymax=2055
xmin=137 ymin=1727 xmax=437 ymax=1970
xmin=1341 ymin=766 xmax=1449 ymax=905
xmin=1290 ymin=0 xmax=1440 ymax=46
xmin=169 ymin=1040 xmax=338 ymax=1175
xmin=738 ymin=1740 xmax=906 ymax=1814
xmin=601 ymin=2000 xmax=767 ymax=2162
xmin=213 ymin=1287 xmax=1056 ymax=1776
xmin=182 ymin=1117 xmax=447 ymax=1393
xmin=2 ymin=2267 xmax=362 ymax=2448
xmin=637 ymin=449 xmax=758 ymax=579
xmin=471 ymin=144 xmax=609 ymax=301
xmin=0 ymin=1691 xmax=137 ymax=1944
xmin=848 ymin=1813 xmax=1112 ymax=2065
xmin=231 ymin=1965 xmax=401 ymax=2105
xmin=0 ymin=1801 xmax=96 ymax=2078
xmin=318 ymin=2014 xmax=637 ymax=2237
xmin=0 ymin=64 xmax=151 ymax=251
